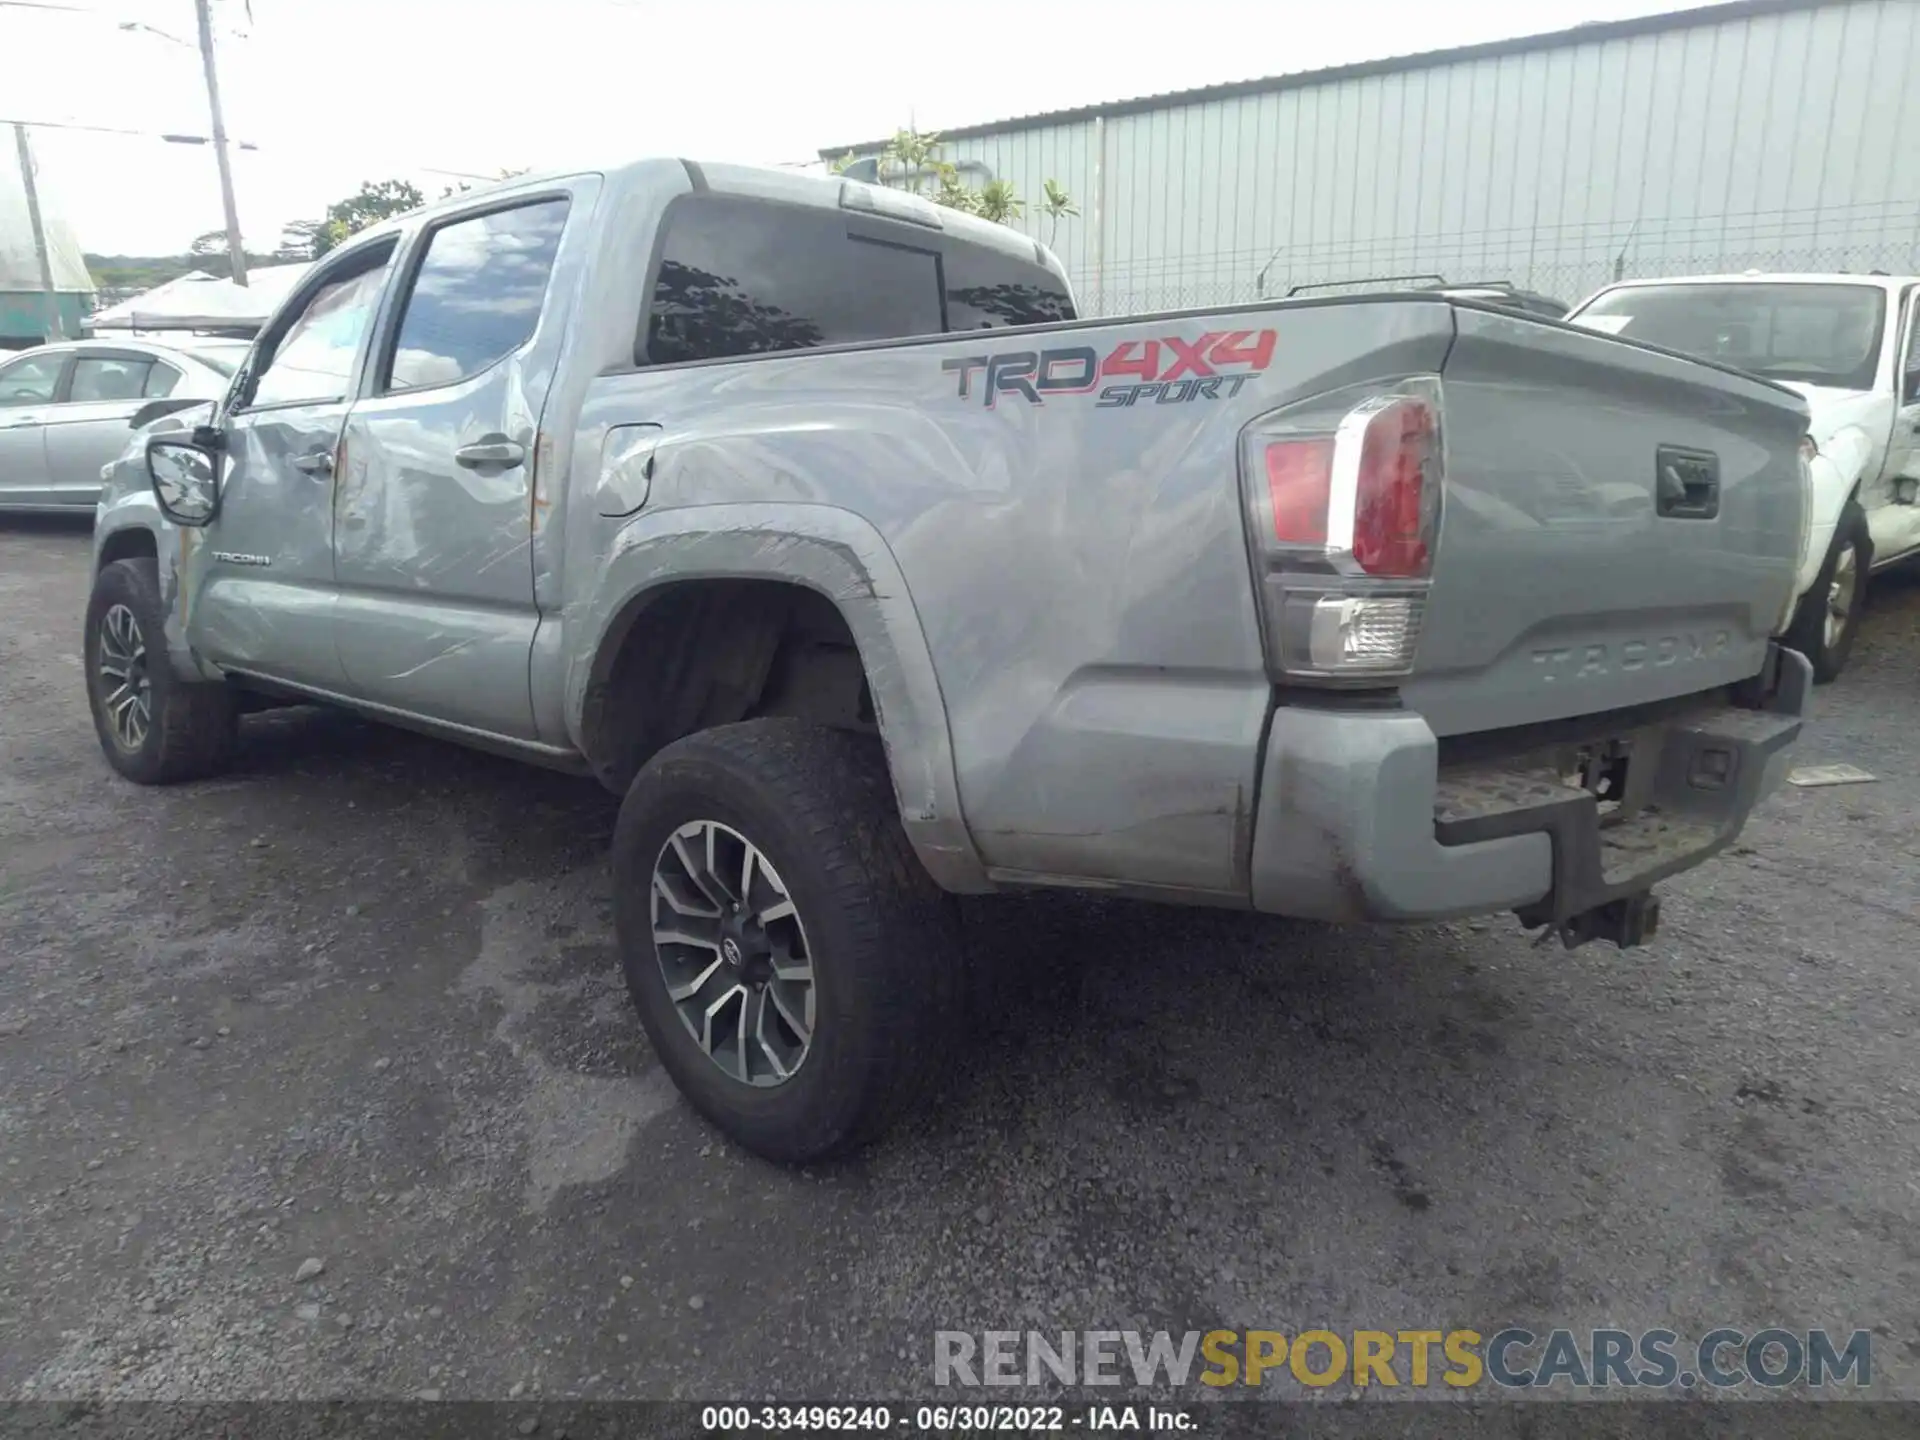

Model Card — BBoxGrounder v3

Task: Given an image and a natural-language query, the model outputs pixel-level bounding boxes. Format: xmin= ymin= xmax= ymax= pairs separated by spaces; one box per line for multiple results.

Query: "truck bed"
xmin=572 ymin=292 xmax=1808 ymax=903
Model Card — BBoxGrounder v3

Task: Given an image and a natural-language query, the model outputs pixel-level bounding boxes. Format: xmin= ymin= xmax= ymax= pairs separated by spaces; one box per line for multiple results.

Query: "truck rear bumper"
xmin=1247 ymin=644 xmax=1809 ymax=928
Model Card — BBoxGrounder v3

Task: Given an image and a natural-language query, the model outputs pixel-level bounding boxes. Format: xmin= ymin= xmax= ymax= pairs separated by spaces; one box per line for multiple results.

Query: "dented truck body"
xmin=92 ymin=157 xmax=1812 ymax=948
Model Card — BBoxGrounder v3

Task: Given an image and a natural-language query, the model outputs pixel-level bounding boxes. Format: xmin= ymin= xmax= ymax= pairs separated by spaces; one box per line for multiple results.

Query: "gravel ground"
xmin=3 ymin=514 xmax=1918 ymax=1406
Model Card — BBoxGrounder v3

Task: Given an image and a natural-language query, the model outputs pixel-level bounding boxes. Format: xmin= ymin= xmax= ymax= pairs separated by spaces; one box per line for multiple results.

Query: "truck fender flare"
xmin=92 ymin=501 xmax=210 ymax=682
xmin=566 ymin=502 xmax=991 ymax=894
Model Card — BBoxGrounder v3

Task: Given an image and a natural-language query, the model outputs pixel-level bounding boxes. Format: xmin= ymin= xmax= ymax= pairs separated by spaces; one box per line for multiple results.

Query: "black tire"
xmin=611 ymin=718 xmax=966 ymax=1163
xmin=83 ymin=558 xmax=237 ymax=784
xmin=1784 ymin=500 xmax=1871 ymax=684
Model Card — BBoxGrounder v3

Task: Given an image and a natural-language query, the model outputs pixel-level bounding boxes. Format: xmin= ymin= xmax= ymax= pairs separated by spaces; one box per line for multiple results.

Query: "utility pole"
xmin=10 ymin=122 xmax=65 ymax=341
xmin=194 ymin=0 xmax=246 ymax=286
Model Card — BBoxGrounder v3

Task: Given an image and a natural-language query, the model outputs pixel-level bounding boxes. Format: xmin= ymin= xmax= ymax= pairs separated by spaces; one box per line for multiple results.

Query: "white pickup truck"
xmin=1568 ymin=273 xmax=1920 ymax=680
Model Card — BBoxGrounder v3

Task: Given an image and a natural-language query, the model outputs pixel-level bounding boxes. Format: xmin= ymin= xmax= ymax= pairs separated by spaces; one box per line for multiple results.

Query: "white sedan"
xmin=0 ymin=338 xmax=247 ymax=515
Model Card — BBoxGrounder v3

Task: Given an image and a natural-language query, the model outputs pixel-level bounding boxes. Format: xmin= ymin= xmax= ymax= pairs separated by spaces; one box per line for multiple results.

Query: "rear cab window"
xmin=944 ymin=246 xmax=1076 ymax=330
xmin=640 ymin=193 xmax=1074 ymax=365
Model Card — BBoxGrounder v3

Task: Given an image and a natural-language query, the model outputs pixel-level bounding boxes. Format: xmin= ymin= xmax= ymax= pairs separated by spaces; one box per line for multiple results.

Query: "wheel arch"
xmin=91 ymin=508 xmax=202 ymax=680
xmin=568 ymin=505 xmax=988 ymax=894
xmin=95 ymin=525 xmax=158 ymax=570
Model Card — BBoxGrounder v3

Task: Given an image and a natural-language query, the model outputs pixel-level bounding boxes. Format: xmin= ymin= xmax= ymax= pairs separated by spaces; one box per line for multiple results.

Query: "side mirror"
xmin=146 ymin=438 xmax=220 ymax=527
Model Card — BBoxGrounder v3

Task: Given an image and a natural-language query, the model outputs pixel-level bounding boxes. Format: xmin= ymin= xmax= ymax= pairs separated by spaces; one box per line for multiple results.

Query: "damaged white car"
xmin=1568 ymin=273 xmax=1920 ymax=680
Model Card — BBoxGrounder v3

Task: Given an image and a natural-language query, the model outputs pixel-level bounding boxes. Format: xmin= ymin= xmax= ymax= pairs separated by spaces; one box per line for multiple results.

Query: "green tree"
xmin=834 ymin=127 xmax=1074 ymax=248
xmin=309 ymin=179 xmax=426 ymax=258
xmin=295 ymin=170 xmax=532 ymax=261
xmin=974 ymin=179 xmax=1023 ymax=224
xmin=438 ymin=167 xmax=531 ymax=200
xmin=1039 ymin=179 xmax=1079 ymax=246
xmin=186 ymin=229 xmax=237 ymax=279
xmin=275 ymin=219 xmax=320 ymax=262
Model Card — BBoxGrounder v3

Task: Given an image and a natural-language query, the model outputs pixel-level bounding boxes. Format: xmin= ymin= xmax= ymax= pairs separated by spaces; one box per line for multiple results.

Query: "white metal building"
xmin=823 ymin=0 xmax=1920 ymax=315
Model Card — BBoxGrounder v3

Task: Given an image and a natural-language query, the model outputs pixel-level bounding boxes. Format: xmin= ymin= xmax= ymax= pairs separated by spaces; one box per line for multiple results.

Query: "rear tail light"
xmin=1239 ymin=376 xmax=1444 ymax=683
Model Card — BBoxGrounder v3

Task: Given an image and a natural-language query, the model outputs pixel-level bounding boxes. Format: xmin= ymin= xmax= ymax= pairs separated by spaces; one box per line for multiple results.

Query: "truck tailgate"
xmin=1400 ymin=307 xmax=1810 ymax=736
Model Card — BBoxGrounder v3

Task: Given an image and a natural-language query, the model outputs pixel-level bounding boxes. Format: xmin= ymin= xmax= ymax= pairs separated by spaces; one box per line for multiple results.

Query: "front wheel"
xmin=84 ymin=558 xmax=237 ymax=784
xmin=611 ymin=719 xmax=966 ymax=1163
xmin=1784 ymin=502 xmax=1871 ymax=684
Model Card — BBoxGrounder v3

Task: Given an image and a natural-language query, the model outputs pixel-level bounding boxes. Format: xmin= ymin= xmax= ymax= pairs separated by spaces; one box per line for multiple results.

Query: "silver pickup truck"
xmin=87 ymin=159 xmax=1812 ymax=1161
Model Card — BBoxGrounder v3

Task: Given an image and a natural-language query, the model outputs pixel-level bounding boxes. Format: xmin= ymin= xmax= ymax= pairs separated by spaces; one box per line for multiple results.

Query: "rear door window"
xmin=944 ymin=246 xmax=1075 ymax=330
xmin=643 ymin=196 xmax=943 ymax=364
xmin=383 ymin=198 xmax=570 ymax=393
xmin=70 ymin=356 xmax=153 ymax=403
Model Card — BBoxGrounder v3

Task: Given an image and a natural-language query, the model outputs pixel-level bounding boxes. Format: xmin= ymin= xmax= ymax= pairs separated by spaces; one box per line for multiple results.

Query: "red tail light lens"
xmin=1238 ymin=376 xmax=1444 ymax=684
xmin=1265 ymin=438 xmax=1334 ymax=546
xmin=1351 ymin=396 xmax=1438 ymax=579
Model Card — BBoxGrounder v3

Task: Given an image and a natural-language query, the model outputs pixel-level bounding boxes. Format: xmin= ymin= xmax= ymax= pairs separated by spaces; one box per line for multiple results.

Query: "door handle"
xmin=454 ymin=439 xmax=525 ymax=469
xmin=1655 ymin=445 xmax=1720 ymax=520
xmin=291 ymin=450 xmax=333 ymax=476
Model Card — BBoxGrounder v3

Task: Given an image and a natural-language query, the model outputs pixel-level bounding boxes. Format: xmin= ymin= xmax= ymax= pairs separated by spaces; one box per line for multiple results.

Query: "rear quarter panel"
xmin=566 ymin=300 xmax=1455 ymax=895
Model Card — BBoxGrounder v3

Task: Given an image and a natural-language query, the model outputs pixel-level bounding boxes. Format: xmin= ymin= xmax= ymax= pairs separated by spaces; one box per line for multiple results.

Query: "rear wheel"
xmin=611 ymin=719 xmax=966 ymax=1163
xmin=1785 ymin=501 xmax=1870 ymax=684
xmin=84 ymin=558 xmax=237 ymax=784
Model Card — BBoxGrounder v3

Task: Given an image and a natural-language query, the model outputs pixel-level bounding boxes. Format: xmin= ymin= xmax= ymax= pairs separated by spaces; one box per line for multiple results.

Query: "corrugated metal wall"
xmin=937 ymin=0 xmax=1920 ymax=315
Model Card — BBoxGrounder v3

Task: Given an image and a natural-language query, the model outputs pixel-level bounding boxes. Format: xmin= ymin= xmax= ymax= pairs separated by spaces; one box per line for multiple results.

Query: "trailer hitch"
xmin=1531 ymin=890 xmax=1662 ymax=951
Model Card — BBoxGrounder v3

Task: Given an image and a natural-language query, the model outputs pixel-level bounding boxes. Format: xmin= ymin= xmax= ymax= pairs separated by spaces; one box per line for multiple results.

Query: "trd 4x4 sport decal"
xmin=942 ymin=329 xmax=1278 ymax=409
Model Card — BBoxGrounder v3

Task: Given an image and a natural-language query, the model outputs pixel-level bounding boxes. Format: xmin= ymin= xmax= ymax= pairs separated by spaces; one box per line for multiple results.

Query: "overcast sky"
xmin=8 ymin=0 xmax=1689 ymax=257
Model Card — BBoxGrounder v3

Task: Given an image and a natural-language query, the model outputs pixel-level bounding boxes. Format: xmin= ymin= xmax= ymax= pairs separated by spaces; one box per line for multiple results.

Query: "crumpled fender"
xmin=1797 ymin=426 xmax=1873 ymax=597
xmin=566 ymin=502 xmax=991 ymax=894
xmin=92 ymin=474 xmax=210 ymax=683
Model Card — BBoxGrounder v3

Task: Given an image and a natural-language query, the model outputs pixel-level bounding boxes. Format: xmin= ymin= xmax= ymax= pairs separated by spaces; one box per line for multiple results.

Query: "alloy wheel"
xmin=650 ymin=819 xmax=815 ymax=1087
xmin=1824 ymin=542 xmax=1858 ymax=651
xmin=97 ymin=603 xmax=153 ymax=753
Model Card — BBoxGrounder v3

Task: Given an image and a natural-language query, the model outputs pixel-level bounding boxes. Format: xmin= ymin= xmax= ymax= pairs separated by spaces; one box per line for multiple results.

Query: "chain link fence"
xmin=1067 ymin=202 xmax=1920 ymax=316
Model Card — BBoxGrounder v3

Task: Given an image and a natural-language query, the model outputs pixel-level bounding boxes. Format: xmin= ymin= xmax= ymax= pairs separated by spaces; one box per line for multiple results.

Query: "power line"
xmin=0 ymin=1 xmax=246 ymax=32
xmin=1 ymin=115 xmax=499 ymax=185
xmin=0 ymin=114 xmax=259 ymax=147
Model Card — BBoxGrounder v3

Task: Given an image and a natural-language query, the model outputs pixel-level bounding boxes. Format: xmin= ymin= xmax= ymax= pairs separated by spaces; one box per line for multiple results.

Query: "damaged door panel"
xmin=331 ymin=193 xmax=578 ymax=740
xmin=186 ymin=241 xmax=398 ymax=690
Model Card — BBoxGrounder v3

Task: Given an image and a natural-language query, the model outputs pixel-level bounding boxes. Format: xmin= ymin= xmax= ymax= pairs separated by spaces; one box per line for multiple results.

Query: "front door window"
xmin=247 ymin=256 xmax=391 ymax=410
xmin=0 ymin=352 xmax=64 ymax=406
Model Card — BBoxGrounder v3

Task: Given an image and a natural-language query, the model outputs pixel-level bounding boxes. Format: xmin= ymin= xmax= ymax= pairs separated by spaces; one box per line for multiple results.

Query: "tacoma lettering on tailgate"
xmin=1530 ymin=630 xmax=1733 ymax=682
xmin=944 ymin=329 xmax=1278 ymax=409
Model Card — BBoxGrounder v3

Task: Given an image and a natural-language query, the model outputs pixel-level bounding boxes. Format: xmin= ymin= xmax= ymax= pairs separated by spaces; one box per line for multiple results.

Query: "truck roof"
xmin=345 ymin=157 xmax=1063 ymax=276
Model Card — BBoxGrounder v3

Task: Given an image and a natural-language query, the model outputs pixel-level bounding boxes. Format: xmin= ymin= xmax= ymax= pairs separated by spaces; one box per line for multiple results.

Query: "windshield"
xmin=1572 ymin=282 xmax=1886 ymax=390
